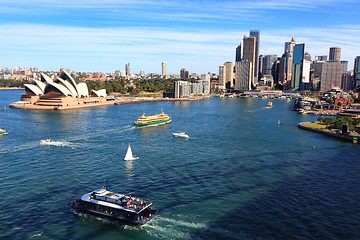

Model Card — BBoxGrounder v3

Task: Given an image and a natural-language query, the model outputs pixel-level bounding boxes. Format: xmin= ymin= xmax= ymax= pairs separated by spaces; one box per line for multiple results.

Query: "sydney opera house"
xmin=10 ymin=70 xmax=114 ymax=110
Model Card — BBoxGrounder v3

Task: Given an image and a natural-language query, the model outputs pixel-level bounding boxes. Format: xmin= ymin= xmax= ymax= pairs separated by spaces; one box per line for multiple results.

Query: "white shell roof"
xmin=34 ymin=80 xmax=46 ymax=93
xmin=92 ymin=89 xmax=107 ymax=98
xmin=77 ymin=82 xmax=89 ymax=97
xmin=44 ymin=82 xmax=73 ymax=96
xmin=55 ymin=77 xmax=78 ymax=97
xmin=24 ymin=84 xmax=43 ymax=96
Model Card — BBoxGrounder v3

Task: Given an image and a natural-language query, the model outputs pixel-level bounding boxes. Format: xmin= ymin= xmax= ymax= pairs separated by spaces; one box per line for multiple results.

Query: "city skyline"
xmin=0 ymin=0 xmax=359 ymax=74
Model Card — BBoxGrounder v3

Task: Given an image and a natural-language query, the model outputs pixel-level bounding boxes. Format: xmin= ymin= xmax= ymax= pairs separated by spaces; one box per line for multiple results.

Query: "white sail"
xmin=124 ymin=144 xmax=138 ymax=161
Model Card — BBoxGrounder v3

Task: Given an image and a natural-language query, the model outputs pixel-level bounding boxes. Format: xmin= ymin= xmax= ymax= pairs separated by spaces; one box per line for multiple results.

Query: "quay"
xmin=299 ymin=122 xmax=359 ymax=144
xmin=114 ymin=96 xmax=204 ymax=105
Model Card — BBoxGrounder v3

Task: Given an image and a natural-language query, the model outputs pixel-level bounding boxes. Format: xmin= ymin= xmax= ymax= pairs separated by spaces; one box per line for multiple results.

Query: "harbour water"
xmin=0 ymin=90 xmax=359 ymax=239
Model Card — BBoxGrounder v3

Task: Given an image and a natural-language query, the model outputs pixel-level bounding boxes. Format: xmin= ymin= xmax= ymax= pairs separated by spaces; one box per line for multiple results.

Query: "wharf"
xmin=298 ymin=122 xmax=359 ymax=144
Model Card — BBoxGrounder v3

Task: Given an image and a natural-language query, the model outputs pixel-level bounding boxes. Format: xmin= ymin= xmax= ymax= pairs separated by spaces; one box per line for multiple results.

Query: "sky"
xmin=0 ymin=0 xmax=359 ymax=74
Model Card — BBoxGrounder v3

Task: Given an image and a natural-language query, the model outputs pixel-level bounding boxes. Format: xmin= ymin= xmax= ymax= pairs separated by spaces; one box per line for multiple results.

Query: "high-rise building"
xmin=241 ymin=36 xmax=256 ymax=86
xmin=341 ymin=73 xmax=353 ymax=91
xmin=341 ymin=61 xmax=348 ymax=73
xmin=125 ymin=63 xmax=130 ymax=76
xmin=224 ymin=62 xmax=234 ymax=88
xmin=284 ymin=37 xmax=296 ymax=83
xmin=354 ymin=56 xmax=360 ymax=92
xmin=161 ymin=62 xmax=167 ymax=76
xmin=180 ymin=68 xmax=189 ymax=79
xmin=291 ymin=43 xmax=305 ymax=91
xmin=235 ymin=61 xmax=252 ymax=91
xmin=329 ymin=47 xmax=341 ymax=62
xmin=304 ymin=52 xmax=311 ymax=61
xmin=140 ymin=70 xmax=145 ymax=77
xmin=200 ymin=74 xmax=210 ymax=95
xmin=316 ymin=56 xmax=327 ymax=61
xmin=320 ymin=61 xmax=342 ymax=91
xmin=218 ymin=65 xmax=226 ymax=90
xmin=250 ymin=30 xmax=260 ymax=83
xmin=262 ymin=55 xmax=277 ymax=76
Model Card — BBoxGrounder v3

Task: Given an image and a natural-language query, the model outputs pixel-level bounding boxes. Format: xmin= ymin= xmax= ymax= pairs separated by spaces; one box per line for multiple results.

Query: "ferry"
xmin=0 ymin=128 xmax=8 ymax=135
xmin=72 ymin=186 xmax=158 ymax=226
xmin=134 ymin=112 xmax=171 ymax=127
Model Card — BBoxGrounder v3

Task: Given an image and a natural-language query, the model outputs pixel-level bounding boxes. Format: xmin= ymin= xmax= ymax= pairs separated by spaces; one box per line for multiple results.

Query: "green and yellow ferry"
xmin=0 ymin=128 xmax=8 ymax=135
xmin=134 ymin=112 xmax=171 ymax=127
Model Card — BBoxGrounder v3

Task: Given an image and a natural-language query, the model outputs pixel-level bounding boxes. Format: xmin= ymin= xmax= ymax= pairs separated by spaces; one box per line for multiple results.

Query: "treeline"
xmin=318 ymin=116 xmax=360 ymax=130
xmin=0 ymin=77 xmax=178 ymax=94
xmin=85 ymin=78 xmax=177 ymax=94
xmin=0 ymin=79 xmax=31 ymax=87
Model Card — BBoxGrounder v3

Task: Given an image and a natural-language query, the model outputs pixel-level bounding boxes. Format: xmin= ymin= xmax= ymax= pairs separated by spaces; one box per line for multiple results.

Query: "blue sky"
xmin=0 ymin=0 xmax=359 ymax=74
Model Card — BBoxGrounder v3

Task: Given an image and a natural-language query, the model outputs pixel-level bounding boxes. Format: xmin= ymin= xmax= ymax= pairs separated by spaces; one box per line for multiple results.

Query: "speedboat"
xmin=172 ymin=132 xmax=189 ymax=139
xmin=40 ymin=138 xmax=53 ymax=145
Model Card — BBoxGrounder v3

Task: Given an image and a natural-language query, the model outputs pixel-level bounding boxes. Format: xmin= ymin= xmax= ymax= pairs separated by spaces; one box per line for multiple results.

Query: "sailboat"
xmin=124 ymin=143 xmax=139 ymax=161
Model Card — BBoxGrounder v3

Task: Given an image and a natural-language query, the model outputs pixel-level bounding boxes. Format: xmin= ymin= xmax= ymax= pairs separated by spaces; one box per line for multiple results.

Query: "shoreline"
xmin=9 ymin=96 xmax=206 ymax=110
xmin=298 ymin=121 xmax=359 ymax=144
xmin=0 ymin=87 xmax=24 ymax=90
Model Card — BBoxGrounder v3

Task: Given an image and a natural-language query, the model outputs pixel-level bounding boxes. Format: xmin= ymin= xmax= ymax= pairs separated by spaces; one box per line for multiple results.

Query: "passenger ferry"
xmin=134 ymin=112 xmax=171 ymax=127
xmin=72 ymin=186 xmax=158 ymax=226
xmin=0 ymin=128 xmax=8 ymax=135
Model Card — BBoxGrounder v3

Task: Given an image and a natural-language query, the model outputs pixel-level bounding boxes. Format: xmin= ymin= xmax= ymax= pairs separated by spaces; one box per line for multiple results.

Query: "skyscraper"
xmin=240 ymin=36 xmax=256 ymax=86
xmin=218 ymin=65 xmax=226 ymax=90
xmin=354 ymin=56 xmax=360 ymax=92
xmin=329 ymin=47 xmax=341 ymax=62
xmin=320 ymin=61 xmax=342 ymax=91
xmin=235 ymin=61 xmax=252 ymax=91
xmin=125 ymin=63 xmax=130 ymax=76
xmin=180 ymin=68 xmax=189 ymax=79
xmin=284 ymin=37 xmax=296 ymax=83
xmin=250 ymin=30 xmax=260 ymax=83
xmin=161 ymin=61 xmax=167 ymax=76
xmin=291 ymin=43 xmax=305 ymax=90
xmin=224 ymin=62 xmax=234 ymax=88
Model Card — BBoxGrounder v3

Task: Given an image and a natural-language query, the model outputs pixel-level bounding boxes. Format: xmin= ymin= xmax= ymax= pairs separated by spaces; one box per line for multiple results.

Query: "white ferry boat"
xmin=72 ymin=185 xmax=158 ymax=226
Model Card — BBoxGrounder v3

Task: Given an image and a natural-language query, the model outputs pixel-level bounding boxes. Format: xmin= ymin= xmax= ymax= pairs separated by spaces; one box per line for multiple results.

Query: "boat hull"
xmin=72 ymin=200 xmax=158 ymax=226
xmin=134 ymin=119 xmax=171 ymax=127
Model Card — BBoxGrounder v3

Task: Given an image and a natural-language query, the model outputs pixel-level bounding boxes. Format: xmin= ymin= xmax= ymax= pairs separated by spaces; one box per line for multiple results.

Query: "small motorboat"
xmin=124 ymin=143 xmax=139 ymax=161
xmin=172 ymin=132 xmax=189 ymax=139
xmin=40 ymin=138 xmax=53 ymax=145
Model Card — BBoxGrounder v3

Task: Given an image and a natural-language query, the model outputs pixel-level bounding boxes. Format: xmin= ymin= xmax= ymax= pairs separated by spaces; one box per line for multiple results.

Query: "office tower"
xmin=224 ymin=62 xmax=234 ymax=88
xmin=277 ymin=55 xmax=287 ymax=84
xmin=316 ymin=56 xmax=327 ymax=61
xmin=341 ymin=73 xmax=353 ymax=91
xmin=291 ymin=43 xmax=305 ymax=90
xmin=125 ymin=63 xmax=130 ymax=76
xmin=218 ymin=65 xmax=226 ymax=90
xmin=284 ymin=37 xmax=296 ymax=82
xmin=235 ymin=61 xmax=252 ymax=90
xmin=250 ymin=30 xmax=260 ymax=83
xmin=354 ymin=56 xmax=360 ymax=92
xmin=161 ymin=62 xmax=167 ymax=76
xmin=140 ymin=70 xmax=145 ymax=77
xmin=320 ymin=61 xmax=342 ymax=91
xmin=304 ymin=52 xmax=311 ymax=61
xmin=241 ymin=36 xmax=256 ymax=85
xmin=340 ymin=61 xmax=348 ymax=73
xmin=302 ymin=60 xmax=311 ymax=87
xmin=329 ymin=47 xmax=341 ymax=62
xmin=262 ymin=55 xmax=277 ymax=76
xmin=235 ymin=44 xmax=242 ymax=63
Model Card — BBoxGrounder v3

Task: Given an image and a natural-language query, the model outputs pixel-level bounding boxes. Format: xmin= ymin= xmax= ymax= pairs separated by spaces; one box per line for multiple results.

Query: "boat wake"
xmin=40 ymin=141 xmax=72 ymax=147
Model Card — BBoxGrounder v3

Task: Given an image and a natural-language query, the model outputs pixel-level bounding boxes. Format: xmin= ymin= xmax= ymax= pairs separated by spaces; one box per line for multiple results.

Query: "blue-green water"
xmin=0 ymin=90 xmax=359 ymax=240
